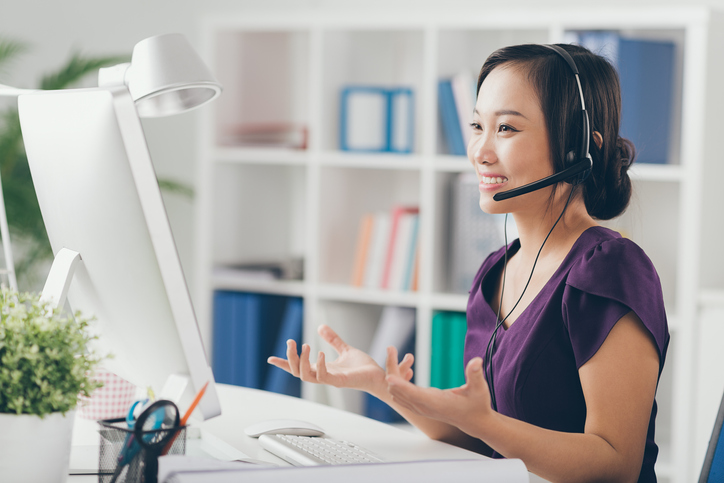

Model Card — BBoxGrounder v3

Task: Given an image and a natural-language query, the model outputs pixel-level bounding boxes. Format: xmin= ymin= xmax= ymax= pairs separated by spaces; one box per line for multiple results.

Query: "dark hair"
xmin=476 ymin=43 xmax=635 ymax=220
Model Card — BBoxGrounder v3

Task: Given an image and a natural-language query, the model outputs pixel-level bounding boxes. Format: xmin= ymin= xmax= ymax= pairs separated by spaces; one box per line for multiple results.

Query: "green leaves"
xmin=0 ymin=287 xmax=104 ymax=417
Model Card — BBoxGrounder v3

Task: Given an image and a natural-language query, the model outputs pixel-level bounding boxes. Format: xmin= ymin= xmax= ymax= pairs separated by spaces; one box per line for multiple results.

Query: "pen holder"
xmin=97 ymin=418 xmax=186 ymax=483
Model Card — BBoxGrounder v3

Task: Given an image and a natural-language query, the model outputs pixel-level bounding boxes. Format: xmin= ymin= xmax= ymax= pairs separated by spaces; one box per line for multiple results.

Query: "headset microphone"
xmin=493 ymin=44 xmax=593 ymax=202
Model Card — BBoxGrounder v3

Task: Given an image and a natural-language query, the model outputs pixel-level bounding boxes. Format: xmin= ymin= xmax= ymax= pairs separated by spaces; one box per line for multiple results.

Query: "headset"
xmin=492 ymin=44 xmax=593 ymax=202
xmin=485 ymin=44 xmax=594 ymax=411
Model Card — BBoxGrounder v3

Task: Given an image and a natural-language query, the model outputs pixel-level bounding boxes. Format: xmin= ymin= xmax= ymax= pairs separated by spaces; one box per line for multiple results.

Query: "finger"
xmin=299 ymin=343 xmax=316 ymax=382
xmin=385 ymin=346 xmax=401 ymax=376
xmin=267 ymin=356 xmax=292 ymax=374
xmin=464 ymin=357 xmax=486 ymax=390
xmin=403 ymin=368 xmax=414 ymax=381
xmin=318 ymin=325 xmax=350 ymax=355
xmin=286 ymin=340 xmax=301 ymax=378
xmin=315 ymin=351 xmax=329 ymax=384
xmin=399 ymin=353 xmax=414 ymax=373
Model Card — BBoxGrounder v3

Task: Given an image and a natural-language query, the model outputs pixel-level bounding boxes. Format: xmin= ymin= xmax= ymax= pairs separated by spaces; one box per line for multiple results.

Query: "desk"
xmin=70 ymin=384 xmax=548 ymax=482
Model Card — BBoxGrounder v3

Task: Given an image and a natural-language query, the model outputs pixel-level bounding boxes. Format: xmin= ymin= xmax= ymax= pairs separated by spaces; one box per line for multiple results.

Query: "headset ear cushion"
xmin=566 ymin=150 xmax=577 ymax=165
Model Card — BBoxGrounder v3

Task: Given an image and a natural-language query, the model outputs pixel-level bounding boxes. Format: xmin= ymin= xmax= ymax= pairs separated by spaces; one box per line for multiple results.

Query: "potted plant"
xmin=0 ymin=286 xmax=103 ymax=483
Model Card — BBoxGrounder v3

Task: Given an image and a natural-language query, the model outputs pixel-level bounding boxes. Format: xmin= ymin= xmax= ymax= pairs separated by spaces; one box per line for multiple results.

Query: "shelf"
xmin=318 ymin=152 xmax=424 ymax=170
xmin=212 ymin=272 xmax=305 ymax=297
xmin=198 ymin=11 xmax=724 ymax=482
xmin=317 ymin=283 xmax=419 ymax=307
xmin=215 ymin=146 xmax=310 ymax=165
xmin=629 ymin=163 xmax=682 ymax=182
xmin=430 ymin=293 xmax=469 ymax=312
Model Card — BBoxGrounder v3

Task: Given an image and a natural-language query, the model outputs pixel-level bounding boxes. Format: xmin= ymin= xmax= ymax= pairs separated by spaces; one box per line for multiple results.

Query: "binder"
xmin=568 ymin=31 xmax=675 ymax=164
xmin=438 ymin=80 xmax=466 ymax=156
xmin=212 ymin=291 xmax=288 ymax=389
xmin=263 ymin=297 xmax=304 ymax=397
xmin=430 ymin=311 xmax=467 ymax=390
xmin=340 ymin=86 xmax=414 ymax=153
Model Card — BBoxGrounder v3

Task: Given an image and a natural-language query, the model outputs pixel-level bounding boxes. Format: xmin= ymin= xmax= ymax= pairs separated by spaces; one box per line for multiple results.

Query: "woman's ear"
xmin=592 ymin=131 xmax=603 ymax=149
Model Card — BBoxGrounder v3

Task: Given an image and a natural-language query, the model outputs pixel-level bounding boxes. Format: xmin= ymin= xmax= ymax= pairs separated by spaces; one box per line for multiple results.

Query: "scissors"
xmin=109 ymin=398 xmax=175 ymax=483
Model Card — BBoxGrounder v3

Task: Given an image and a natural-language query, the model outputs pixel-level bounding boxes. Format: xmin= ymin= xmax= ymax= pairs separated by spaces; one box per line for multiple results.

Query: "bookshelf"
xmin=196 ymin=8 xmax=724 ymax=483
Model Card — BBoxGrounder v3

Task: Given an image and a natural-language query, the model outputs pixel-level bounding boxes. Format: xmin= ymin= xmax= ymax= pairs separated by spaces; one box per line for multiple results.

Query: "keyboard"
xmin=258 ymin=433 xmax=385 ymax=466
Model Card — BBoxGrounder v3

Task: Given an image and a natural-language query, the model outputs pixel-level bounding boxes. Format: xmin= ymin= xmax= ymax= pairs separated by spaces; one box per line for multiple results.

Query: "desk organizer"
xmin=97 ymin=418 xmax=186 ymax=483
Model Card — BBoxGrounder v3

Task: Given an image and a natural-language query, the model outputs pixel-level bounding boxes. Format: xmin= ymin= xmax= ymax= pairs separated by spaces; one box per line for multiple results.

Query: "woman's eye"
xmin=469 ymin=122 xmax=482 ymax=131
xmin=498 ymin=124 xmax=517 ymax=133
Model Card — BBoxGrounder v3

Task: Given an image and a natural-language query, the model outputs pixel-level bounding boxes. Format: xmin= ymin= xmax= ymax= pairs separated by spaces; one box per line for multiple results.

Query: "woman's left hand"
xmin=385 ymin=353 xmax=493 ymax=430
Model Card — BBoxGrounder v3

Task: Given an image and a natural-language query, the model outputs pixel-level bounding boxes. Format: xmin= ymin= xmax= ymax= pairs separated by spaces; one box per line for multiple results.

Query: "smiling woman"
xmin=269 ymin=43 xmax=669 ymax=483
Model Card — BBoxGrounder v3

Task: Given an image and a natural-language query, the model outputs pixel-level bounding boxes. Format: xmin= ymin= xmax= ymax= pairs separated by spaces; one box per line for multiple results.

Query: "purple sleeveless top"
xmin=464 ymin=226 xmax=669 ymax=483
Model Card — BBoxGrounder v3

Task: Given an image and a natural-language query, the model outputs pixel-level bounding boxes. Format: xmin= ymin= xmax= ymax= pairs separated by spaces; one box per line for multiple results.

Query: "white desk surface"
xmin=70 ymin=383 xmax=548 ymax=482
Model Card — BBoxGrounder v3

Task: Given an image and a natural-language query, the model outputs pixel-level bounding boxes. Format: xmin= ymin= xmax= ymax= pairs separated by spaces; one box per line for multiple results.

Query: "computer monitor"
xmin=17 ymin=85 xmax=221 ymax=419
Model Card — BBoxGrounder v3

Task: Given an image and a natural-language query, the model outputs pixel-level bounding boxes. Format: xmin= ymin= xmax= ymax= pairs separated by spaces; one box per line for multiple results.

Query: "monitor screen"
xmin=18 ymin=86 xmax=220 ymax=419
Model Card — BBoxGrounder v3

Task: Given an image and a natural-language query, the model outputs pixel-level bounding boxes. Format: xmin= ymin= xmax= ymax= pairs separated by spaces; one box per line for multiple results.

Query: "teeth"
xmin=482 ymin=176 xmax=507 ymax=184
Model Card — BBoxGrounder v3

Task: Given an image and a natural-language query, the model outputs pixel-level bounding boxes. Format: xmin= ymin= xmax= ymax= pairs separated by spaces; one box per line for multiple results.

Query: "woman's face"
xmin=468 ymin=63 xmax=555 ymax=215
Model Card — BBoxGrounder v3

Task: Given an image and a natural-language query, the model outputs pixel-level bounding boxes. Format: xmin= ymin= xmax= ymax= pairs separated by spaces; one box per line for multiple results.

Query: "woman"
xmin=269 ymin=43 xmax=669 ymax=483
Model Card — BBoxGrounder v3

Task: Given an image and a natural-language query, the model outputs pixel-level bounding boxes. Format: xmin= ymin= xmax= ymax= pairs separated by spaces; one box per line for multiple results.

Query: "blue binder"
xmin=212 ymin=291 xmax=289 ymax=389
xmin=263 ymin=297 xmax=304 ymax=397
xmin=572 ymin=32 xmax=675 ymax=164
xmin=438 ymin=80 xmax=466 ymax=156
xmin=339 ymin=86 xmax=414 ymax=153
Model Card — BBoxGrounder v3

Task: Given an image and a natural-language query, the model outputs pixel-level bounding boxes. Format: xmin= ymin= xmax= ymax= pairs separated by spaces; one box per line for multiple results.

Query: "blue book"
xmin=438 ymin=80 xmax=466 ymax=156
xmin=264 ymin=297 xmax=304 ymax=397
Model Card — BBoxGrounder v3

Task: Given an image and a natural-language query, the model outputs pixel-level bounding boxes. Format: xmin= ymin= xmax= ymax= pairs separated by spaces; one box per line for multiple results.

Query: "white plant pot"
xmin=0 ymin=410 xmax=76 ymax=483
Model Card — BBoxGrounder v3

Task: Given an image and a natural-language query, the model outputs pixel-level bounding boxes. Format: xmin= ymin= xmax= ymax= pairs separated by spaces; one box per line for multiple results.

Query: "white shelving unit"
xmin=195 ymin=8 xmax=724 ymax=482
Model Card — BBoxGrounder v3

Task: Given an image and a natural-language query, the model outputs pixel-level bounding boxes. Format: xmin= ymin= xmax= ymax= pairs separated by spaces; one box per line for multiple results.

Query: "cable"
xmin=485 ymin=186 xmax=577 ymax=411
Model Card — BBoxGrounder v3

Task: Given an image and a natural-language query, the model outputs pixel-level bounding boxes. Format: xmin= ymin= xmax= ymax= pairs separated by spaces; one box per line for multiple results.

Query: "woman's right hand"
xmin=267 ymin=324 xmax=413 ymax=397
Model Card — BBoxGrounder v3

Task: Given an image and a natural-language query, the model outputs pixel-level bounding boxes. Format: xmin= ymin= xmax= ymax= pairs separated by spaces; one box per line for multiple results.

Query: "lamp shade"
xmin=99 ymin=33 xmax=221 ymax=117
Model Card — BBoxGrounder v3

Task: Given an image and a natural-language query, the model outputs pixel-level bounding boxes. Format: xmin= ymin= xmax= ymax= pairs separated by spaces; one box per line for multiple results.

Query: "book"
xmin=438 ymin=79 xmax=466 ymax=156
xmin=451 ymin=70 xmax=476 ymax=146
xmin=381 ymin=206 xmax=419 ymax=290
xmin=402 ymin=214 xmax=420 ymax=291
xmin=363 ymin=212 xmax=391 ymax=289
xmin=350 ymin=214 xmax=375 ymax=286
xmin=219 ymin=123 xmax=308 ymax=149
xmin=388 ymin=212 xmax=417 ymax=291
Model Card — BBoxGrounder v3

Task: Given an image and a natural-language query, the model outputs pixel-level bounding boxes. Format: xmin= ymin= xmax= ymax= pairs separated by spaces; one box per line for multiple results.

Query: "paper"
xmin=160 ymin=458 xmax=529 ymax=483
xmin=158 ymin=455 xmax=276 ymax=483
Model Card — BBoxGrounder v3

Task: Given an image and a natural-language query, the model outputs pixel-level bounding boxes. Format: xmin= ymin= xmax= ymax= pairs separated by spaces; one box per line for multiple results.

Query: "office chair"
xmin=699 ymin=390 xmax=724 ymax=482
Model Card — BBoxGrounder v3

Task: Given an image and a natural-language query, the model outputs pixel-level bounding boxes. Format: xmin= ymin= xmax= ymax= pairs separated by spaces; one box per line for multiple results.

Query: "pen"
xmin=161 ymin=381 xmax=209 ymax=455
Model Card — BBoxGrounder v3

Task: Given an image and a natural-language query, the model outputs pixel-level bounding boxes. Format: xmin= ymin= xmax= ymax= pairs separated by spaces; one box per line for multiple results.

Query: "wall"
xmin=1 ymin=0 xmax=723 ymax=290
